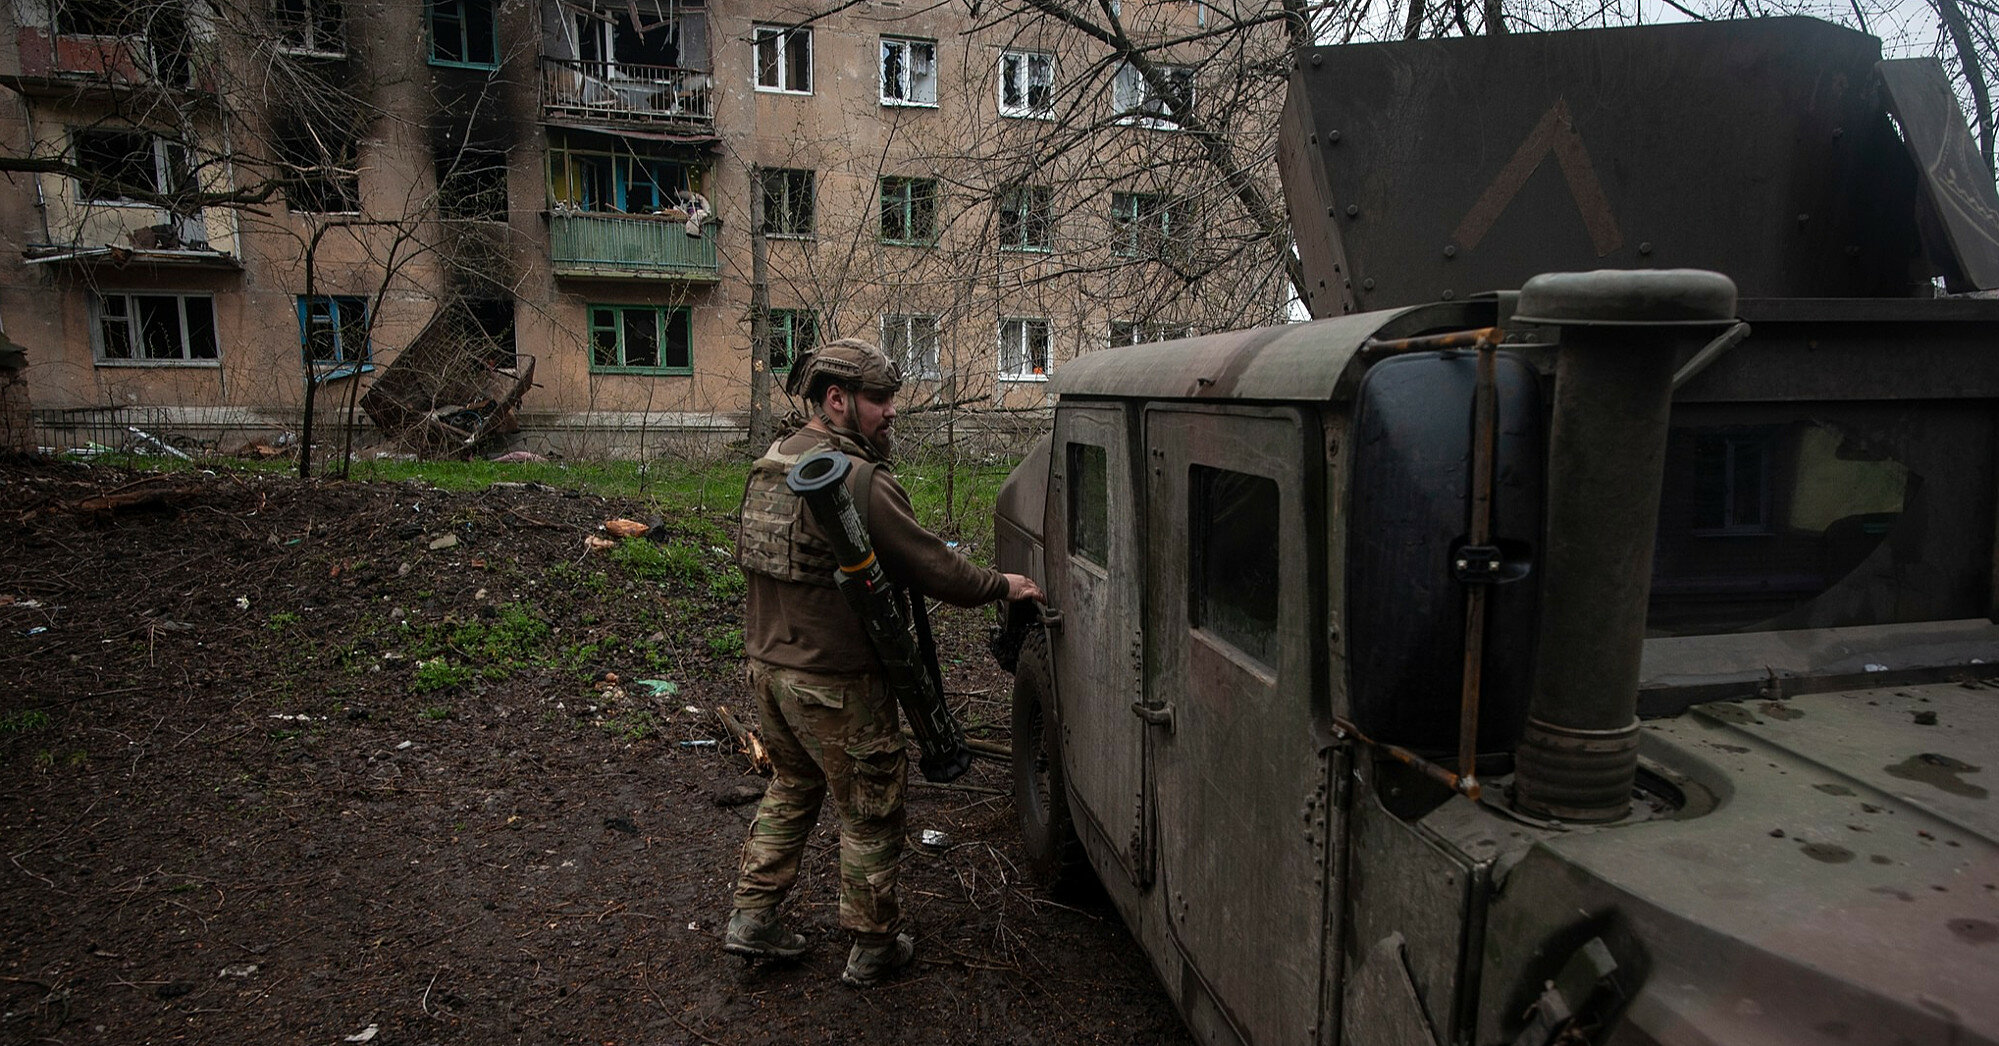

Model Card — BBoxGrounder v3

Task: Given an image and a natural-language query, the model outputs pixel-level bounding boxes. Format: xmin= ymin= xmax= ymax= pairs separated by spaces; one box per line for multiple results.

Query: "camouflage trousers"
xmin=732 ymin=659 xmax=909 ymax=943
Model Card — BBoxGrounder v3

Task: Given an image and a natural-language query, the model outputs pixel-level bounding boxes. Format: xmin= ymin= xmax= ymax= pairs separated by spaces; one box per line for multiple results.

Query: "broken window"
xmin=298 ymin=295 xmax=371 ymax=377
xmin=753 ymin=24 xmax=810 ymax=93
xmin=764 ymin=308 xmax=816 ymax=374
xmin=1111 ymin=191 xmax=1193 ymax=257
xmin=1190 ymin=464 xmax=1280 ymax=665
xmin=55 ymin=0 xmax=131 ymax=37
xmin=998 ymin=185 xmax=1053 ymax=251
xmin=883 ymin=313 xmax=939 ymax=378
xmin=274 ymin=113 xmax=360 ymax=213
xmin=429 ymin=0 xmax=498 ymax=68
xmin=757 ymin=167 xmax=813 ymax=237
xmin=880 ymin=176 xmax=938 ymax=245
xmin=463 ymin=297 xmax=516 ymax=370
xmin=73 ymin=127 xmax=183 ymax=204
xmin=273 ymin=0 xmax=344 ymax=55
xmin=574 ymin=3 xmax=679 ymax=68
xmin=436 ymin=146 xmax=509 ymax=221
xmin=880 ymin=36 xmax=936 ymax=106
xmin=1112 ymin=61 xmax=1194 ymax=129
xmin=93 ymin=292 xmax=217 ymax=363
xmin=547 ymin=134 xmax=697 ymax=214
xmin=1109 ymin=320 xmax=1191 ymax=346
xmin=999 ymin=50 xmax=1053 ymax=118
xmin=999 ymin=317 xmax=1049 ymax=380
xmin=590 ymin=304 xmax=691 ymax=372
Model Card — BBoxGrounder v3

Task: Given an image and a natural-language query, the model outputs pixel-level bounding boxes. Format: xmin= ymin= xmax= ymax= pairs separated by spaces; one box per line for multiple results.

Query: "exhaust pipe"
xmin=1510 ymin=270 xmax=1738 ymax=823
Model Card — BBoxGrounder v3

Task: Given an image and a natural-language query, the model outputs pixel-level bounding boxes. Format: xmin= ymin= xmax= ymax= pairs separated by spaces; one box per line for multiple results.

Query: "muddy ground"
xmin=0 ymin=457 xmax=1190 ymax=1046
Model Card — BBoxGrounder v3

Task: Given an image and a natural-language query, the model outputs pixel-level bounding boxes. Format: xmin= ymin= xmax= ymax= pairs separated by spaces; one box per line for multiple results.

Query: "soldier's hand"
xmin=1004 ymin=573 xmax=1045 ymax=603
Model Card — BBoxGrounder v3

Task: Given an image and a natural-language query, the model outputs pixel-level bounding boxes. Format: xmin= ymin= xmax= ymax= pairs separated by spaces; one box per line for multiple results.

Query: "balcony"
xmin=540 ymin=58 xmax=712 ymax=131
xmin=548 ymin=211 xmax=719 ymax=281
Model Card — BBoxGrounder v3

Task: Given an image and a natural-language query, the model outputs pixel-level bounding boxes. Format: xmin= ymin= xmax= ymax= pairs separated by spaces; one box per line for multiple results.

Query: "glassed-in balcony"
xmin=540 ymin=59 xmax=712 ymax=129
xmin=547 ymin=211 xmax=718 ymax=281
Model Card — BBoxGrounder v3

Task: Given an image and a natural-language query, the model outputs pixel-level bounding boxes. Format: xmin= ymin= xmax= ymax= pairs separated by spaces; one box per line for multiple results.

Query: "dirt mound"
xmin=0 ymin=458 xmax=1187 ymax=1045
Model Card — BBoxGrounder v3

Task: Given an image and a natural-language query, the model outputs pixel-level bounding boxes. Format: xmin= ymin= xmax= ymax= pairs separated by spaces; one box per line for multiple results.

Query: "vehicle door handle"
xmin=1131 ymin=702 xmax=1174 ymax=731
xmin=1039 ymin=606 xmax=1064 ymax=632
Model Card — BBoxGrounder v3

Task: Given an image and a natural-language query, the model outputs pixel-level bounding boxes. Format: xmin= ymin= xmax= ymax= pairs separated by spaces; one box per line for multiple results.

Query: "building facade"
xmin=0 ymin=0 xmax=1296 ymax=458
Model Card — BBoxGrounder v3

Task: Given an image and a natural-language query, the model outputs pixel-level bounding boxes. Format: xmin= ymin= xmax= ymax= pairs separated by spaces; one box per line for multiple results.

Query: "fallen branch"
xmin=713 ymin=704 xmax=770 ymax=774
xmin=74 ymin=486 xmax=199 ymax=515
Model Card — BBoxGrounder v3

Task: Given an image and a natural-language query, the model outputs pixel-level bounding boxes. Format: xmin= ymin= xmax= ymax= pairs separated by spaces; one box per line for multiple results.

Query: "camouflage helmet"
xmin=785 ymin=337 xmax=903 ymax=400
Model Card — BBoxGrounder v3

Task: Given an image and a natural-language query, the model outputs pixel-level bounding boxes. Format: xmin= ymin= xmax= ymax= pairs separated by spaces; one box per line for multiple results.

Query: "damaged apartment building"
xmin=0 ymin=0 xmax=1294 ymax=458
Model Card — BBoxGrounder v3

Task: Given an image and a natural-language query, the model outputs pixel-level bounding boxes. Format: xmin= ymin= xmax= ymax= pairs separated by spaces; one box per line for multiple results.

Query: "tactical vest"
xmin=737 ymin=435 xmax=879 ymax=587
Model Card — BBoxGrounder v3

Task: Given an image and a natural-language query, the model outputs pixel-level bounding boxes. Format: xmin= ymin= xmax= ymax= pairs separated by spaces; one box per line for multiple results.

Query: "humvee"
xmin=989 ymin=17 xmax=1999 ymax=1046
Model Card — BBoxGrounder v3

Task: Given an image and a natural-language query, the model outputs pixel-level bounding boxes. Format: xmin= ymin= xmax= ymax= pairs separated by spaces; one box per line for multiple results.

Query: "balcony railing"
xmin=548 ymin=211 xmax=719 ymax=280
xmin=540 ymin=58 xmax=712 ymax=128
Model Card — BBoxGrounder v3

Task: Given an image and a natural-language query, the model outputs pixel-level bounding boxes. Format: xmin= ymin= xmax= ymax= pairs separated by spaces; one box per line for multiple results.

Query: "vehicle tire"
xmin=1011 ymin=627 xmax=1087 ymax=889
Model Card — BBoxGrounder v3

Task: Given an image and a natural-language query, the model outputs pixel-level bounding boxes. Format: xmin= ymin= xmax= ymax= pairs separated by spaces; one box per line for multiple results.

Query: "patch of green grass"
xmin=708 ymin=565 xmax=746 ymax=600
xmin=601 ymin=710 xmax=659 ymax=741
xmin=412 ymin=659 xmax=473 ymax=694
xmin=265 ymin=611 xmax=302 ymax=631
xmin=0 ymin=709 xmax=54 ymax=735
xmin=706 ymin=627 xmax=744 ymax=658
xmin=611 ymin=538 xmax=710 ymax=585
xmin=420 ymin=705 xmax=452 ymax=721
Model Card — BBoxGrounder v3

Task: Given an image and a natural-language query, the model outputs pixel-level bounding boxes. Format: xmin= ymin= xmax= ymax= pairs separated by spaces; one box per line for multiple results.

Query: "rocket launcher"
xmin=785 ymin=450 xmax=974 ymax=783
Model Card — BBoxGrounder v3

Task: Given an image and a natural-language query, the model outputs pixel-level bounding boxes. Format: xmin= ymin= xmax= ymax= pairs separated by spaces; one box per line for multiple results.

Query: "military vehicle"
xmin=988 ymin=17 xmax=1999 ymax=1046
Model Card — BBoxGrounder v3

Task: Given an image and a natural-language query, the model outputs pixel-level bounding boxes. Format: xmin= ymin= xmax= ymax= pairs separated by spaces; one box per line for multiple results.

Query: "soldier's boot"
xmin=840 ymin=932 xmax=915 ymax=987
xmin=723 ymin=907 xmax=810 ymax=961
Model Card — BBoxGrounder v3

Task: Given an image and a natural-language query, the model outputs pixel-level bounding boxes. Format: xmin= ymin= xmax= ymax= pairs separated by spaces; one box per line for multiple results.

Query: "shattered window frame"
xmin=1110 ymin=190 xmax=1193 ymax=258
xmin=273 ymin=0 xmax=345 ymax=57
xmin=91 ymin=291 xmax=219 ymax=366
xmin=588 ymin=303 xmax=692 ymax=374
xmin=879 ymin=36 xmax=937 ymax=107
xmin=296 ymin=294 xmax=372 ymax=381
xmin=999 ymin=49 xmax=1054 ymax=119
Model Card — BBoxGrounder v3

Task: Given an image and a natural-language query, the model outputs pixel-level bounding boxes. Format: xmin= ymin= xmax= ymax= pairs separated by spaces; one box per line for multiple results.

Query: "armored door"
xmin=1045 ymin=401 xmax=1150 ymax=883
xmin=1144 ymin=404 xmax=1331 ymax=1046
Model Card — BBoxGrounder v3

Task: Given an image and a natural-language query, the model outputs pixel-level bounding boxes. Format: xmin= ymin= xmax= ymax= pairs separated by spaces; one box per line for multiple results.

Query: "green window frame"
xmin=999 ymin=185 xmax=1053 ymax=251
xmin=880 ymin=175 xmax=938 ymax=245
xmin=428 ymin=0 xmax=498 ymax=69
xmin=765 ymin=308 xmax=816 ymax=374
xmin=590 ymin=304 xmax=692 ymax=374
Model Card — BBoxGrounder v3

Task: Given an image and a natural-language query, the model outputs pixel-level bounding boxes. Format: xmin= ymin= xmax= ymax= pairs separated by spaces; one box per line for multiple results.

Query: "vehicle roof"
xmin=1049 ymin=302 xmax=1487 ymax=403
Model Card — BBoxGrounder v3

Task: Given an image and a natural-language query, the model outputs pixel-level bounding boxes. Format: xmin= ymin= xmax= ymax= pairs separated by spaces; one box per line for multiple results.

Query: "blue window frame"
xmin=428 ymin=0 xmax=497 ymax=69
xmin=297 ymin=295 xmax=371 ymax=380
xmin=590 ymin=304 xmax=692 ymax=373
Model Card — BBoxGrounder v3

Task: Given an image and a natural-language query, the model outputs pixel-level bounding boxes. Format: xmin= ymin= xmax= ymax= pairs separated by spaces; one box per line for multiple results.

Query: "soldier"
xmin=725 ymin=337 xmax=1043 ymax=987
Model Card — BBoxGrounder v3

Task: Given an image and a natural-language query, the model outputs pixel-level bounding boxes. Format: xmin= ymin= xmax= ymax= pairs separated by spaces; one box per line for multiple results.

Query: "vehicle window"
xmin=1190 ymin=465 xmax=1279 ymax=664
xmin=1649 ymin=410 xmax=1990 ymax=635
xmin=1067 ymin=442 xmax=1108 ymax=568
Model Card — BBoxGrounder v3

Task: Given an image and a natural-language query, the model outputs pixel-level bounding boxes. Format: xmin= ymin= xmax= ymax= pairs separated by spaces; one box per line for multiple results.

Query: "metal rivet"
xmin=1441 ymin=290 xmax=1454 ymax=300
xmin=1797 ymin=213 xmax=1810 ymax=224
xmin=1638 ymin=242 xmax=1653 ymax=255
xmin=1833 ymin=127 xmax=1844 ymax=139
xmin=1329 ymin=130 xmax=1341 ymax=142
xmin=1345 ymin=204 xmax=1359 ymax=217
xmin=1311 ymin=53 xmax=1323 ymax=66
xmin=1443 ymin=244 xmax=1457 ymax=258
xmin=1362 ymin=277 xmax=1375 ymax=290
